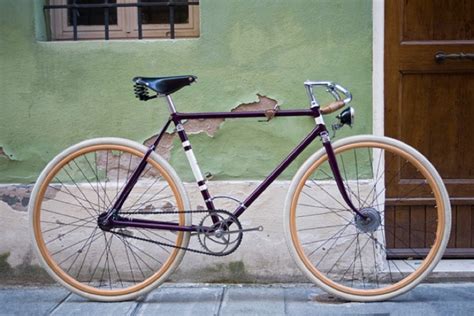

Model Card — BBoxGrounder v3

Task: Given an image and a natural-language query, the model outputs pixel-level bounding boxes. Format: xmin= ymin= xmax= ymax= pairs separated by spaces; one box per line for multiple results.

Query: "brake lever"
xmin=326 ymin=85 xmax=342 ymax=101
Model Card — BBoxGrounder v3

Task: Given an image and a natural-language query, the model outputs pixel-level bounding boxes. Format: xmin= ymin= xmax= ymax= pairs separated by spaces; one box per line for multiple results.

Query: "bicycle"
xmin=28 ymin=75 xmax=451 ymax=302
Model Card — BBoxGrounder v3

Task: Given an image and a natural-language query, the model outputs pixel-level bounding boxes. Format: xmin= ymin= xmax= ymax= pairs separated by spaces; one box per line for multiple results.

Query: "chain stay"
xmin=109 ymin=209 xmax=241 ymax=257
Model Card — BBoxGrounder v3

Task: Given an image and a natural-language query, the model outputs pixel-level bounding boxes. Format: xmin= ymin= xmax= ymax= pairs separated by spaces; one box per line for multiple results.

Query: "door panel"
xmin=400 ymin=74 xmax=474 ymax=186
xmin=402 ymin=0 xmax=473 ymax=41
xmin=385 ymin=0 xmax=474 ymax=257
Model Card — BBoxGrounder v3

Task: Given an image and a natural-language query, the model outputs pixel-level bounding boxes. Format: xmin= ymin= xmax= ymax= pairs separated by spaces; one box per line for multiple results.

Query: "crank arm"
xmin=190 ymin=225 xmax=263 ymax=236
xmin=224 ymin=225 xmax=264 ymax=235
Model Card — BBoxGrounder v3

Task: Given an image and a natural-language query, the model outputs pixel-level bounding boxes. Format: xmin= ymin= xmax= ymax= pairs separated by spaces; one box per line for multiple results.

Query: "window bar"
xmin=104 ymin=0 xmax=110 ymax=40
xmin=169 ymin=2 xmax=175 ymax=39
xmin=137 ymin=0 xmax=143 ymax=39
xmin=72 ymin=0 xmax=78 ymax=41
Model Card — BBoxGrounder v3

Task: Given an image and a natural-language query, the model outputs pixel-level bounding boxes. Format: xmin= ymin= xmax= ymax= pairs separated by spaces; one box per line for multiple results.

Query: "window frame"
xmin=128 ymin=1 xmax=200 ymax=39
xmin=48 ymin=0 xmax=200 ymax=41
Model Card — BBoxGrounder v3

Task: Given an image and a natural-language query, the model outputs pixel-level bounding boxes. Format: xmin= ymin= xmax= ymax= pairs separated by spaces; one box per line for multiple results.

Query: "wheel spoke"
xmin=290 ymin=138 xmax=448 ymax=299
xmin=31 ymin=143 xmax=186 ymax=297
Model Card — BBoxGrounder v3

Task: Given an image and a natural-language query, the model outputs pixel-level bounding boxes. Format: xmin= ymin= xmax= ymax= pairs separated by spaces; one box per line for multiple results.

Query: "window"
xmin=47 ymin=0 xmax=200 ymax=40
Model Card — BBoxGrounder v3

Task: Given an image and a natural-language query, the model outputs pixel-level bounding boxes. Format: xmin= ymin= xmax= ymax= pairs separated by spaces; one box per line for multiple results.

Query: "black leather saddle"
xmin=133 ymin=75 xmax=197 ymax=95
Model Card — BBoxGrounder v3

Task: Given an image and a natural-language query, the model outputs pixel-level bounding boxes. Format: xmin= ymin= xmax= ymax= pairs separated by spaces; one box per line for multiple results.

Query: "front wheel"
xmin=29 ymin=138 xmax=191 ymax=301
xmin=284 ymin=135 xmax=451 ymax=302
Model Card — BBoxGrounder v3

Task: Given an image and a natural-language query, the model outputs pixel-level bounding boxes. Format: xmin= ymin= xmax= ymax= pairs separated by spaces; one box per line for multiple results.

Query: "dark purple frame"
xmin=108 ymin=107 xmax=363 ymax=232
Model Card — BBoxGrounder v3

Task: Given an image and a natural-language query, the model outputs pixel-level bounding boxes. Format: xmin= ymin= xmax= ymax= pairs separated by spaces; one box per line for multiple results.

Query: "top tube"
xmin=172 ymin=109 xmax=317 ymax=120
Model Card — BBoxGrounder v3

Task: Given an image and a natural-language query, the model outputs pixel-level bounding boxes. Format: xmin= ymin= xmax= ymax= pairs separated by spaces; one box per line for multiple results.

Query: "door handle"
xmin=435 ymin=51 xmax=474 ymax=63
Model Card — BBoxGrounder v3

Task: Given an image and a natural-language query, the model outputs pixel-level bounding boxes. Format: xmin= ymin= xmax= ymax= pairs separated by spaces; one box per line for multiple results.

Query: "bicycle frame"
xmin=108 ymin=96 xmax=363 ymax=232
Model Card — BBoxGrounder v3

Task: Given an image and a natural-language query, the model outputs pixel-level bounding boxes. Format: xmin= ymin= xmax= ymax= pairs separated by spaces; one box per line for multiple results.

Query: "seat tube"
xmin=170 ymin=113 xmax=216 ymax=212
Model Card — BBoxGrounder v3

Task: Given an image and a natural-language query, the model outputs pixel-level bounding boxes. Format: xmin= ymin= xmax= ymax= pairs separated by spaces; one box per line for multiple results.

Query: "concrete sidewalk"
xmin=1 ymin=283 xmax=473 ymax=316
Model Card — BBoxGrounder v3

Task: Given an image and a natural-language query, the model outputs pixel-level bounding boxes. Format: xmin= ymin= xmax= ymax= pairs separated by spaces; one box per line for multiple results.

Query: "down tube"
xmin=234 ymin=125 xmax=325 ymax=218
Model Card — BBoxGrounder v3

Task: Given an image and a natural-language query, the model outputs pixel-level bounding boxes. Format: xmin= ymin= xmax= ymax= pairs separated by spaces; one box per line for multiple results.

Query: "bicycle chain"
xmin=108 ymin=209 xmax=241 ymax=257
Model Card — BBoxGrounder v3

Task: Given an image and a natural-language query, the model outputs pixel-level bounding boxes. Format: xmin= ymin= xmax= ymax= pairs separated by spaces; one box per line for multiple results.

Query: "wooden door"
xmin=385 ymin=0 xmax=474 ymax=257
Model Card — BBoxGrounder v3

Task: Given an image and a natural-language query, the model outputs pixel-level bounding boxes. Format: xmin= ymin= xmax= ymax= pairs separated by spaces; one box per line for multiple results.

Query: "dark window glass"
xmin=67 ymin=0 xmax=118 ymax=26
xmin=141 ymin=0 xmax=189 ymax=24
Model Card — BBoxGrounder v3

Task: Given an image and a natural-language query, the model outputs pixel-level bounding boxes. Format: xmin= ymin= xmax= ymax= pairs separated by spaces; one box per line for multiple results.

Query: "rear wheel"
xmin=29 ymin=138 xmax=191 ymax=301
xmin=284 ymin=135 xmax=451 ymax=301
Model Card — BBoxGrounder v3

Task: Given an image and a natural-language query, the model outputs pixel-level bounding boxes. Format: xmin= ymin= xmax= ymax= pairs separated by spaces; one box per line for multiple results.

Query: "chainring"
xmin=197 ymin=210 xmax=243 ymax=256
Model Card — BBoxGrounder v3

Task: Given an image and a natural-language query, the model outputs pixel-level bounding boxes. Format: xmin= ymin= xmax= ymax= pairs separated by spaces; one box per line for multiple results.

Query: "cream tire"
xmin=29 ymin=137 xmax=191 ymax=301
xmin=284 ymin=135 xmax=451 ymax=302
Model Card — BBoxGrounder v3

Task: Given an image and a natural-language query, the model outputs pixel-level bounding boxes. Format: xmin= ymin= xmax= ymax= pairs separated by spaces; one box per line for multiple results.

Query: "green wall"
xmin=0 ymin=0 xmax=372 ymax=183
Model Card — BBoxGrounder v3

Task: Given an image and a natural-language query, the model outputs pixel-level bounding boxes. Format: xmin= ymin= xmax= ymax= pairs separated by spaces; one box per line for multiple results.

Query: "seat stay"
xmin=107 ymin=119 xmax=172 ymax=217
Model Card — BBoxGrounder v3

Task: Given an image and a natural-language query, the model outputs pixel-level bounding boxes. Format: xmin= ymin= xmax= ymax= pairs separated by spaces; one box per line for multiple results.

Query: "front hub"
xmin=354 ymin=207 xmax=381 ymax=233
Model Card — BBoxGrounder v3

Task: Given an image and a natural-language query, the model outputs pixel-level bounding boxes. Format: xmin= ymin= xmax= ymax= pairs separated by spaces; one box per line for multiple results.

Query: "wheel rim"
xmin=290 ymin=141 xmax=446 ymax=297
xmin=32 ymin=144 xmax=185 ymax=297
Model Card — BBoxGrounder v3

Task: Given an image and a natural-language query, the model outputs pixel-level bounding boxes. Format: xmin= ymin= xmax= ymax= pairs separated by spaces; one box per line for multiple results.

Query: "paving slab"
xmin=0 ymin=286 xmax=69 ymax=316
xmin=50 ymin=293 xmax=138 ymax=316
xmin=219 ymin=286 xmax=285 ymax=316
xmin=284 ymin=283 xmax=474 ymax=316
xmin=136 ymin=286 xmax=222 ymax=315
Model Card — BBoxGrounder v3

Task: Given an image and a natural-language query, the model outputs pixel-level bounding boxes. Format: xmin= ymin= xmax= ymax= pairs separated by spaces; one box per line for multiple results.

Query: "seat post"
xmin=165 ymin=95 xmax=177 ymax=114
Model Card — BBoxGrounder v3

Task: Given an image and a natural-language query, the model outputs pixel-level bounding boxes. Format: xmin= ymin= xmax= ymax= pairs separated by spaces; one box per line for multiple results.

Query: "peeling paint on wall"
xmin=0 ymin=185 xmax=32 ymax=212
xmin=144 ymin=133 xmax=177 ymax=161
xmin=144 ymin=117 xmax=225 ymax=160
xmin=0 ymin=147 xmax=14 ymax=161
xmin=232 ymin=94 xmax=277 ymax=112
xmin=0 ymin=185 xmax=56 ymax=212
xmin=144 ymin=95 xmax=278 ymax=160
xmin=183 ymin=118 xmax=225 ymax=137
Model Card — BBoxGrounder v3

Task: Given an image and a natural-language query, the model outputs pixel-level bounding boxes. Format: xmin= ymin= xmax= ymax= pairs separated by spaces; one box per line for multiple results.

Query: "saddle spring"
xmin=133 ymin=83 xmax=157 ymax=101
